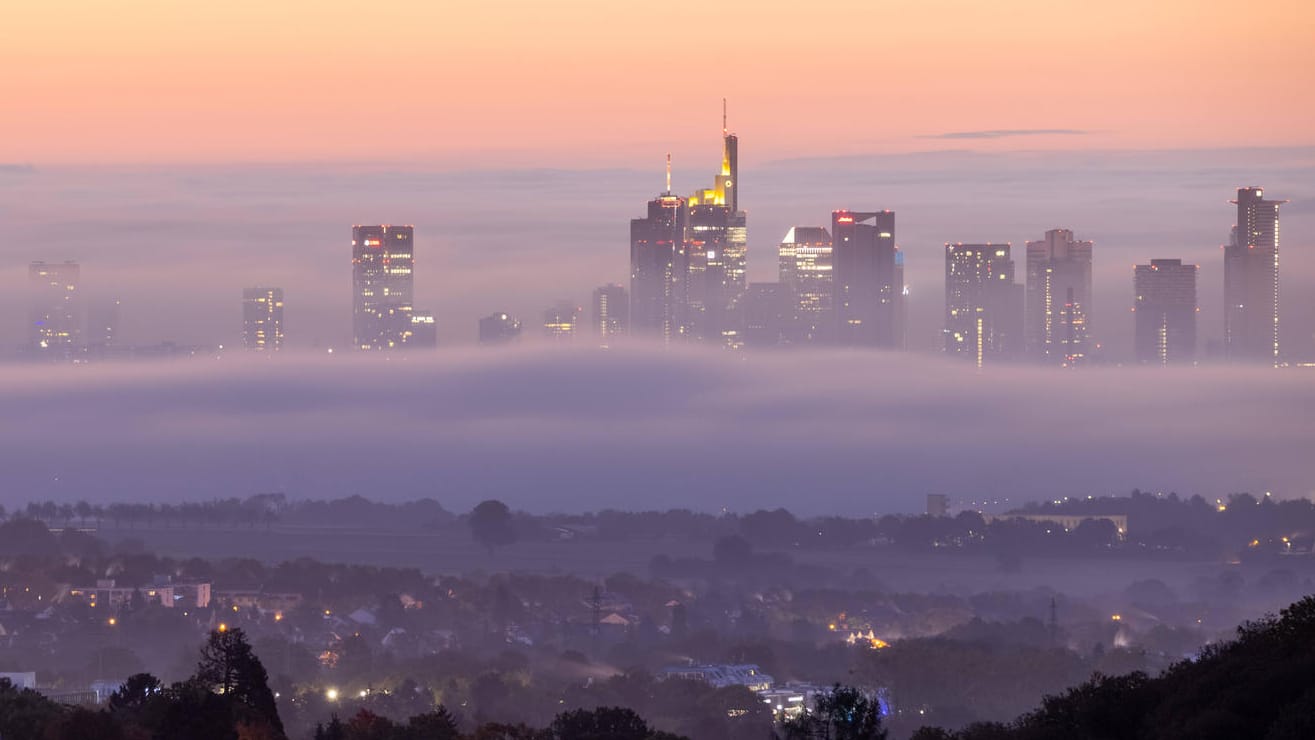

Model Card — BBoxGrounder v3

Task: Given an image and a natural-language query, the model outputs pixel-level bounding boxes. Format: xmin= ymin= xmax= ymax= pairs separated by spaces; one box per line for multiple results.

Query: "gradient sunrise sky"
xmin=5 ymin=0 xmax=1313 ymax=165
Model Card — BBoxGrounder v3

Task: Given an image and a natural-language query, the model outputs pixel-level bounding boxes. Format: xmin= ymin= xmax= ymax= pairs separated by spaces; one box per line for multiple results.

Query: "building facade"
xmin=86 ymin=298 xmax=120 ymax=354
xmin=543 ymin=301 xmax=581 ymax=341
xmin=1134 ymin=259 xmax=1197 ymax=365
xmin=1025 ymin=229 xmax=1093 ymax=366
xmin=28 ymin=261 xmax=80 ymax=358
xmin=352 ymin=225 xmax=416 ymax=350
xmin=409 ymin=311 xmax=437 ymax=348
xmin=630 ymin=180 xmax=688 ymax=343
xmin=686 ymin=111 xmax=747 ymax=349
xmin=478 ymin=313 xmax=522 ymax=344
xmin=742 ymin=282 xmax=788 ymax=347
xmin=592 ymin=283 xmax=628 ymax=348
xmin=778 ymin=226 xmax=833 ymax=343
xmin=242 ymin=287 xmax=284 ymax=351
xmin=944 ymin=243 xmax=1024 ymax=366
xmin=832 ymin=210 xmax=899 ymax=348
xmin=1225 ymin=187 xmax=1283 ymax=364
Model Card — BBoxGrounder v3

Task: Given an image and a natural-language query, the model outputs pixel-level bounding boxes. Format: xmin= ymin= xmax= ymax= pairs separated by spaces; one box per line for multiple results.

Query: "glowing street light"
xmin=325 ymin=688 xmax=340 ymax=702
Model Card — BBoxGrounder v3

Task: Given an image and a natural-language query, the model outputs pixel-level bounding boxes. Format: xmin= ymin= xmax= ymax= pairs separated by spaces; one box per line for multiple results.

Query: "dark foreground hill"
xmin=913 ymin=595 xmax=1315 ymax=740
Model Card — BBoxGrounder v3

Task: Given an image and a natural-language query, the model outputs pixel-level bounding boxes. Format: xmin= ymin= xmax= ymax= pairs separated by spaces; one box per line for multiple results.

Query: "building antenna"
xmin=665 ymin=153 xmax=671 ymax=194
xmin=722 ymin=97 xmax=728 ymax=135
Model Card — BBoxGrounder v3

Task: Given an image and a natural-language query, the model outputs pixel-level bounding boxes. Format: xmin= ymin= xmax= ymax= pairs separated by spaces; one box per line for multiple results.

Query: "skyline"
xmin=2 ymin=149 xmax=1311 ymax=362
xmin=4 ymin=2 xmax=1314 ymax=165
xmin=7 ymin=7 xmax=1315 ymax=739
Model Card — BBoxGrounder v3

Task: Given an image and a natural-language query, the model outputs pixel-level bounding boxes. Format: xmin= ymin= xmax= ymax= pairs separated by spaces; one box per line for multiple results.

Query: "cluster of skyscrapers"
xmin=622 ymin=110 xmax=908 ymax=354
xmin=17 ymin=117 xmax=1287 ymax=366
xmin=935 ymin=187 xmax=1282 ymax=368
xmin=618 ymin=155 xmax=1281 ymax=366
xmin=26 ymin=261 xmax=121 ymax=360
xmin=614 ymin=111 xmax=1286 ymax=367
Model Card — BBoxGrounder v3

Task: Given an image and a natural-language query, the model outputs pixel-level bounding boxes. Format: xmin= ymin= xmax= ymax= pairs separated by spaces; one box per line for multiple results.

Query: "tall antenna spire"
xmin=665 ymin=153 xmax=671 ymax=194
xmin=722 ymin=97 xmax=728 ymax=136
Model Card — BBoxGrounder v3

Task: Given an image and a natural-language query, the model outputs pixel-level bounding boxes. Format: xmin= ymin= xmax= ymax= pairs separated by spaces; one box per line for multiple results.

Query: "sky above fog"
xmin=1 ymin=147 xmax=1313 ymax=360
xmin=4 ymin=2 xmax=1313 ymax=163
xmin=0 ymin=348 xmax=1311 ymax=513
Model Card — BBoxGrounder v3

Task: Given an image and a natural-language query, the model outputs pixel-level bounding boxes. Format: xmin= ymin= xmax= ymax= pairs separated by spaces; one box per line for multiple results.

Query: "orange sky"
xmin=4 ymin=0 xmax=1313 ymax=165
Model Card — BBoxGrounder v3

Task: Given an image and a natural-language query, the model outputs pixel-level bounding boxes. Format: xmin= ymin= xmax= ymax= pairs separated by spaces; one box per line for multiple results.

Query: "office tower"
xmin=630 ymin=158 xmax=689 ymax=343
xmin=1134 ymin=259 xmax=1198 ymax=365
xmin=1026 ymin=228 xmax=1093 ymax=365
xmin=479 ymin=313 xmax=522 ymax=344
xmin=778 ymin=226 xmax=833 ymax=343
xmin=944 ymin=243 xmax=1025 ymax=367
xmin=543 ymin=302 xmax=581 ymax=341
xmin=87 ymin=298 xmax=120 ymax=352
xmin=410 ymin=311 xmax=437 ymax=348
xmin=832 ymin=210 xmax=899 ymax=347
xmin=28 ymin=261 xmax=80 ymax=357
xmin=894 ymin=247 xmax=908 ymax=350
xmin=1225 ymin=187 xmax=1284 ymax=364
xmin=1055 ymin=290 xmax=1089 ymax=365
xmin=242 ymin=287 xmax=285 ymax=351
xmin=352 ymin=224 xmax=416 ymax=350
xmin=592 ymin=283 xmax=628 ymax=348
xmin=687 ymin=101 xmax=748 ymax=349
xmin=742 ymin=282 xmax=788 ymax=347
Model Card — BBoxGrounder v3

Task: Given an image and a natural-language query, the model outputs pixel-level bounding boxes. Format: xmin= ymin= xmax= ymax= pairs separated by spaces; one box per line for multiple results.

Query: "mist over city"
xmin=1 ymin=350 xmax=1312 ymax=512
xmin=3 ymin=2 xmax=1315 ymax=740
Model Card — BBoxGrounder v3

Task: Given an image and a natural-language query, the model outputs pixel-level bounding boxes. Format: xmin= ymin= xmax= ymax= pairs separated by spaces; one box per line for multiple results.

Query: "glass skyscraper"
xmin=1225 ymin=187 xmax=1283 ymax=364
xmin=352 ymin=225 xmax=417 ymax=350
xmin=242 ymin=287 xmax=284 ymax=351
xmin=1026 ymin=228 xmax=1093 ymax=366
xmin=1134 ymin=259 xmax=1197 ymax=365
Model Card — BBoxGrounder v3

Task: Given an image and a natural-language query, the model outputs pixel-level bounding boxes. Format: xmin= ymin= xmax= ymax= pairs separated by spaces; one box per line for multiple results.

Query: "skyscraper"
xmin=479 ymin=313 xmax=522 ymax=344
xmin=1225 ymin=187 xmax=1284 ymax=364
xmin=242 ymin=287 xmax=284 ymax=351
xmin=410 ymin=311 xmax=437 ymax=348
xmin=832 ymin=210 xmax=899 ymax=348
xmin=28 ymin=261 xmax=80 ymax=358
xmin=630 ymin=159 xmax=688 ymax=344
xmin=352 ymin=224 xmax=417 ymax=350
xmin=543 ymin=301 xmax=581 ymax=341
xmin=1026 ymin=229 xmax=1093 ymax=365
xmin=1134 ymin=259 xmax=1197 ymax=365
xmin=944 ymin=243 xmax=1024 ymax=367
xmin=742 ymin=282 xmax=788 ymax=347
xmin=86 ymin=298 xmax=120 ymax=353
xmin=778 ymin=226 xmax=832 ymax=343
xmin=592 ymin=283 xmax=628 ymax=348
xmin=687 ymin=102 xmax=748 ymax=349
xmin=894 ymin=247 xmax=908 ymax=351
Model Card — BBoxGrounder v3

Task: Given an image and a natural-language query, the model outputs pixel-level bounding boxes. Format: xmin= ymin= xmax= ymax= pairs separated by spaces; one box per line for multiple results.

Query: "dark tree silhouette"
xmin=548 ymin=706 xmax=682 ymax=740
xmin=0 ymin=677 xmax=65 ymax=740
xmin=109 ymin=672 xmax=162 ymax=713
xmin=313 ymin=714 xmax=346 ymax=740
xmin=406 ymin=707 xmax=461 ymax=739
xmin=780 ymin=685 xmax=888 ymax=740
xmin=712 ymin=535 xmax=753 ymax=568
xmin=195 ymin=627 xmax=285 ymax=738
xmin=470 ymin=500 xmax=517 ymax=554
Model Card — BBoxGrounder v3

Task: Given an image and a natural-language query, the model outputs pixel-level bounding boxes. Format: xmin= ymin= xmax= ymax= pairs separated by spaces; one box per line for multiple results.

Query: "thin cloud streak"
xmin=0 ymin=347 xmax=1309 ymax=514
xmin=919 ymin=129 xmax=1091 ymax=140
